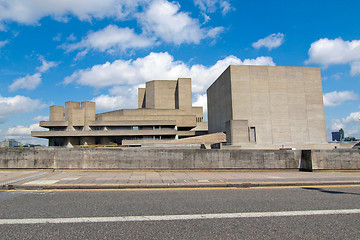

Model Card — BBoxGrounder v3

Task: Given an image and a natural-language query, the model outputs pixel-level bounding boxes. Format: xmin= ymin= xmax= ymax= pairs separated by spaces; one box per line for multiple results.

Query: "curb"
xmin=3 ymin=181 xmax=360 ymax=190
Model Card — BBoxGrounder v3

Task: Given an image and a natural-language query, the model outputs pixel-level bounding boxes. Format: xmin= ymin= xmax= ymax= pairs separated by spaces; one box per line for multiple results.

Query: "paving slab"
xmin=1 ymin=170 xmax=360 ymax=190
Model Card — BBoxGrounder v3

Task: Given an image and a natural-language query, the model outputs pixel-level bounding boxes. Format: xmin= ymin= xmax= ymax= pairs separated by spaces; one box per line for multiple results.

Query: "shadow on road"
xmin=302 ymin=187 xmax=360 ymax=196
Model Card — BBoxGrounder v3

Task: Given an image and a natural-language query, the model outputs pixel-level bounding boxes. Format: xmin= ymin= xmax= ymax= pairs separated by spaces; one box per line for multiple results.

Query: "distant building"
xmin=31 ymin=78 xmax=207 ymax=147
xmin=344 ymin=137 xmax=358 ymax=142
xmin=207 ymin=65 xmax=327 ymax=145
xmin=0 ymin=139 xmax=20 ymax=147
xmin=332 ymin=128 xmax=344 ymax=142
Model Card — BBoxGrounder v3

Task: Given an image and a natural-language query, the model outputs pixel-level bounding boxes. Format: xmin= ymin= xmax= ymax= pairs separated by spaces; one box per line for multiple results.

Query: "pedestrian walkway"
xmin=1 ymin=169 xmax=360 ymax=190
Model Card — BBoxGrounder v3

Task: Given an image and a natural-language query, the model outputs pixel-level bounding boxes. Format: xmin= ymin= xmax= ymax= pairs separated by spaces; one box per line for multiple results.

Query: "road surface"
xmin=0 ymin=185 xmax=359 ymax=239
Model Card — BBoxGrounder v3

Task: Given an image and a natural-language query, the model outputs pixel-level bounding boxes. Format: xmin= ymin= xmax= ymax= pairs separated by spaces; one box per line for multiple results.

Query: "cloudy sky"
xmin=0 ymin=0 xmax=359 ymax=144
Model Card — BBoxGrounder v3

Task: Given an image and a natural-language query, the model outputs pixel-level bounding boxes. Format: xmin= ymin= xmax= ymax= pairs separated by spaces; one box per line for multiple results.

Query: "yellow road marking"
xmin=2 ymin=184 xmax=360 ymax=192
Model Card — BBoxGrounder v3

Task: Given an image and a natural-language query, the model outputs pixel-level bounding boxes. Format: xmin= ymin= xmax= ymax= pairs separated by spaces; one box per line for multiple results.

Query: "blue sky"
xmin=0 ymin=0 xmax=359 ymax=145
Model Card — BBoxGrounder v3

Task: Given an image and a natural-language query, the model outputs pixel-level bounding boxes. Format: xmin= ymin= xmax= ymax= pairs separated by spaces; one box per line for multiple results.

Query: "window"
xmin=249 ymin=127 xmax=256 ymax=142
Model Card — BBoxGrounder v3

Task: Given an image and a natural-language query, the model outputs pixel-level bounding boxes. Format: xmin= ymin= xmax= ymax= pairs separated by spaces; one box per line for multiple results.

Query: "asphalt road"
xmin=0 ymin=186 xmax=359 ymax=239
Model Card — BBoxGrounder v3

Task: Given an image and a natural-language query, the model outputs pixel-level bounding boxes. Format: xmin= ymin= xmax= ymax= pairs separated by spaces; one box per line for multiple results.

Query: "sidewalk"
xmin=1 ymin=169 xmax=360 ymax=190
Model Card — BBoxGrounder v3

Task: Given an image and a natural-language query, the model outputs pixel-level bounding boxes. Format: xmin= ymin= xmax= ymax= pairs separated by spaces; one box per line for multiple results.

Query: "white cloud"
xmin=306 ymin=38 xmax=360 ymax=75
xmin=0 ymin=95 xmax=46 ymax=120
xmin=219 ymin=1 xmax=233 ymax=15
xmin=350 ymin=61 xmax=360 ymax=76
xmin=193 ymin=93 xmax=207 ymax=119
xmin=32 ymin=115 xmax=49 ymax=121
xmin=64 ymin=52 xmax=275 ymax=93
xmin=0 ymin=39 xmax=8 ymax=48
xmin=66 ymin=33 xmax=76 ymax=41
xmin=252 ymin=33 xmax=285 ymax=50
xmin=9 ymin=56 xmax=57 ymax=92
xmin=68 ymin=52 xmax=274 ymax=112
xmin=92 ymin=85 xmax=140 ymax=111
xmin=64 ymin=25 xmax=155 ymax=54
xmin=139 ymin=0 xmax=224 ymax=45
xmin=194 ymin=0 xmax=234 ymax=15
xmin=2 ymin=123 xmax=47 ymax=145
xmin=92 ymin=95 xmax=131 ymax=112
xmin=36 ymin=56 xmax=58 ymax=73
xmin=189 ymin=56 xmax=275 ymax=92
xmin=329 ymin=110 xmax=360 ymax=138
xmin=0 ymin=0 xmax=145 ymax=30
xmin=6 ymin=123 xmax=44 ymax=135
xmin=9 ymin=73 xmax=42 ymax=91
xmin=206 ymin=26 xmax=224 ymax=39
xmin=53 ymin=33 xmax=61 ymax=41
xmin=323 ymin=91 xmax=358 ymax=107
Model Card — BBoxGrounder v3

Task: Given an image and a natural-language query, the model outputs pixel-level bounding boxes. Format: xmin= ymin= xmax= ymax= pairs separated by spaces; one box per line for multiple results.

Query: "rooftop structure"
xmin=32 ymin=78 xmax=207 ymax=147
xmin=207 ymin=65 xmax=327 ymax=146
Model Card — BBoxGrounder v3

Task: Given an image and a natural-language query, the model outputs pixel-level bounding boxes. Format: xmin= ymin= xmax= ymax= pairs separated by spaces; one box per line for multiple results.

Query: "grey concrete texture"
xmin=207 ymin=65 xmax=327 ymax=145
xmin=310 ymin=149 xmax=360 ymax=170
xmin=1 ymin=169 xmax=360 ymax=190
xmin=0 ymin=148 xmax=301 ymax=169
xmin=0 ymin=148 xmax=359 ymax=170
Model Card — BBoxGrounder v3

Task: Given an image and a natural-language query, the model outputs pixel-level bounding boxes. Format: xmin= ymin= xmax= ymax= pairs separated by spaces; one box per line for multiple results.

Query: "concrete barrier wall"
xmin=310 ymin=149 xmax=360 ymax=170
xmin=0 ymin=148 xmax=301 ymax=169
xmin=0 ymin=148 xmax=359 ymax=170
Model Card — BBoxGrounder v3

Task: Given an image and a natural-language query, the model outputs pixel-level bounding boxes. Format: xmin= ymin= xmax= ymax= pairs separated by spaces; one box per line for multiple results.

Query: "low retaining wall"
xmin=300 ymin=149 xmax=360 ymax=171
xmin=0 ymin=148 xmax=300 ymax=169
xmin=0 ymin=148 xmax=359 ymax=170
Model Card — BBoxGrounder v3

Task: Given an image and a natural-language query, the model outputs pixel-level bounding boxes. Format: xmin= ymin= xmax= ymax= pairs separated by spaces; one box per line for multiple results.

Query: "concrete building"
xmin=0 ymin=139 xmax=20 ymax=147
xmin=207 ymin=65 xmax=327 ymax=146
xmin=31 ymin=78 xmax=207 ymax=147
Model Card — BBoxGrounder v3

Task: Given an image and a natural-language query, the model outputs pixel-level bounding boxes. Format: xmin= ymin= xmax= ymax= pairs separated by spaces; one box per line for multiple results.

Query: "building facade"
xmin=31 ymin=78 xmax=206 ymax=147
xmin=207 ymin=65 xmax=327 ymax=145
xmin=0 ymin=139 xmax=20 ymax=147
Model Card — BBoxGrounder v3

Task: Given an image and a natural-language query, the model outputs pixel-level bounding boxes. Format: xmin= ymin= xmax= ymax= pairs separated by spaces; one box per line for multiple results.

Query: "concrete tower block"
xmin=65 ymin=101 xmax=84 ymax=127
xmin=176 ymin=78 xmax=192 ymax=114
xmin=145 ymin=81 xmax=155 ymax=109
xmin=145 ymin=80 xmax=177 ymax=109
xmin=138 ymin=88 xmax=146 ymax=108
xmin=81 ymin=101 xmax=95 ymax=130
xmin=50 ymin=106 xmax=64 ymax=121
xmin=207 ymin=65 xmax=327 ymax=145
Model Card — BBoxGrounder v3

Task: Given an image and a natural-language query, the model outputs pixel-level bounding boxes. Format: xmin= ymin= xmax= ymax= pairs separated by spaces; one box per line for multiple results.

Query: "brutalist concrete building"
xmin=207 ymin=65 xmax=327 ymax=146
xmin=32 ymin=78 xmax=207 ymax=147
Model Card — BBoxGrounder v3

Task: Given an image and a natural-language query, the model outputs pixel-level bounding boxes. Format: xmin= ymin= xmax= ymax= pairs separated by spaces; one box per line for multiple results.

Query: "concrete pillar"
xmin=65 ymin=138 xmax=73 ymax=148
xmin=65 ymin=137 xmax=79 ymax=148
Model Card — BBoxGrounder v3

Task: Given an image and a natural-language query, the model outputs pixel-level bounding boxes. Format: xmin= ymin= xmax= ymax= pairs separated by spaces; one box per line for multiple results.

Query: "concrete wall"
xmin=207 ymin=66 xmax=232 ymax=133
xmin=145 ymin=80 xmax=177 ymax=109
xmin=226 ymin=120 xmax=249 ymax=144
xmin=207 ymin=65 xmax=327 ymax=145
xmin=50 ymin=106 xmax=64 ymax=121
xmin=176 ymin=78 xmax=192 ymax=114
xmin=138 ymin=88 xmax=146 ymax=108
xmin=0 ymin=148 xmax=300 ymax=169
xmin=1 ymin=148 xmax=359 ymax=170
xmin=300 ymin=149 xmax=360 ymax=171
